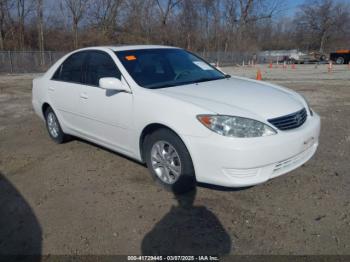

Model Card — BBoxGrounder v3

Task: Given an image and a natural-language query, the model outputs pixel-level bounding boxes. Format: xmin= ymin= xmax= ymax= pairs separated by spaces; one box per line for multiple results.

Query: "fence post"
xmin=8 ymin=51 xmax=13 ymax=74
xmin=49 ymin=51 xmax=52 ymax=65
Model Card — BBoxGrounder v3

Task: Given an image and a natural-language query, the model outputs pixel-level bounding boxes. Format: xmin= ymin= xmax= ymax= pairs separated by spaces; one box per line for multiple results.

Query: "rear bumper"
xmin=183 ymin=113 xmax=321 ymax=187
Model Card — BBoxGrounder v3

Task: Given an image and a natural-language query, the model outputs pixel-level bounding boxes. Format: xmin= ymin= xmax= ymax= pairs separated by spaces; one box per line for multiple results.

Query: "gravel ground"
xmin=0 ymin=64 xmax=349 ymax=256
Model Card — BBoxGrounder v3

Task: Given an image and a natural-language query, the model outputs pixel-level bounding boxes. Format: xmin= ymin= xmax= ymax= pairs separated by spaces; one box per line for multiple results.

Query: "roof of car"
xmin=88 ymin=45 xmax=180 ymax=52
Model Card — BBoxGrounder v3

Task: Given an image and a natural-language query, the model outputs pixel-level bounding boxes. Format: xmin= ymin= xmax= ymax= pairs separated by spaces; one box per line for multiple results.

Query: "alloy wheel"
xmin=47 ymin=112 xmax=60 ymax=138
xmin=150 ymin=140 xmax=182 ymax=184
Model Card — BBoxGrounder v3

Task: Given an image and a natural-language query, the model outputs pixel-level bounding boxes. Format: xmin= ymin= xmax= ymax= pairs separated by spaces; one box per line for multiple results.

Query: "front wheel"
xmin=144 ymin=129 xmax=196 ymax=194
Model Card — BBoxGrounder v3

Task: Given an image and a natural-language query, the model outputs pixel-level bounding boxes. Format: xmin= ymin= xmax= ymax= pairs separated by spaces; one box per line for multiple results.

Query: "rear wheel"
xmin=44 ymin=107 xmax=70 ymax=144
xmin=336 ymin=57 xmax=345 ymax=64
xmin=144 ymin=128 xmax=196 ymax=194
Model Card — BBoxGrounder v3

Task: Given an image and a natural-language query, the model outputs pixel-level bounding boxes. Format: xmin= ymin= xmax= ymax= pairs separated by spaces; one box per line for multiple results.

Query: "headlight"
xmin=197 ymin=115 xmax=277 ymax=138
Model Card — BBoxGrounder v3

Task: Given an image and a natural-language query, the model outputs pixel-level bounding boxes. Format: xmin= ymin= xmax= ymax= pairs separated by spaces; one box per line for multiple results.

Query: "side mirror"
xmin=99 ymin=77 xmax=130 ymax=92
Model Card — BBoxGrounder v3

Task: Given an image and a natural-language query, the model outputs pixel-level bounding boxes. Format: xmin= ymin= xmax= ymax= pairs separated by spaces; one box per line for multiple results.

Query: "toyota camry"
xmin=32 ymin=45 xmax=321 ymax=193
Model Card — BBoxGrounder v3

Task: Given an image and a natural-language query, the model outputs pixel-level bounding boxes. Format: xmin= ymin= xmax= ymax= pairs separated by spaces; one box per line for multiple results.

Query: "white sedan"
xmin=32 ymin=45 xmax=320 ymax=193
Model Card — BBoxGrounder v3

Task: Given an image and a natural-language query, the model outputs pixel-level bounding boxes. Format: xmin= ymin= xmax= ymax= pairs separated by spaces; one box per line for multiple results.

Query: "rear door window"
xmin=52 ymin=52 xmax=87 ymax=84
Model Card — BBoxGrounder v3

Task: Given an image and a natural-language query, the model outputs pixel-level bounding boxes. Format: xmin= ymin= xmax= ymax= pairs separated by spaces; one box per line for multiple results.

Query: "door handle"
xmin=80 ymin=93 xmax=88 ymax=99
xmin=48 ymin=87 xmax=55 ymax=91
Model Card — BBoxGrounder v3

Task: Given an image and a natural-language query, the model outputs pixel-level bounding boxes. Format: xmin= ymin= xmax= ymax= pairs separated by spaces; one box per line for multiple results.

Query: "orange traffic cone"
xmin=291 ymin=63 xmax=296 ymax=69
xmin=328 ymin=61 xmax=333 ymax=73
xmin=256 ymin=68 xmax=262 ymax=80
xmin=269 ymin=62 xmax=273 ymax=69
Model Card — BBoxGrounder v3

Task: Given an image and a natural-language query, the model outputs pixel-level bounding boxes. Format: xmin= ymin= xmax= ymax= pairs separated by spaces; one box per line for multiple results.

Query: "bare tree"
xmin=89 ymin=0 xmax=123 ymax=38
xmin=177 ymin=0 xmax=199 ymax=50
xmin=36 ymin=0 xmax=44 ymax=64
xmin=155 ymin=0 xmax=182 ymax=25
xmin=236 ymin=0 xmax=281 ymax=49
xmin=222 ymin=0 xmax=238 ymax=52
xmin=15 ymin=0 xmax=32 ymax=50
xmin=238 ymin=0 xmax=253 ymax=26
xmin=122 ymin=0 xmax=156 ymax=44
xmin=295 ymin=0 xmax=349 ymax=52
xmin=0 ymin=0 xmax=13 ymax=50
xmin=331 ymin=2 xmax=350 ymax=49
xmin=155 ymin=0 xmax=182 ymax=43
xmin=0 ymin=0 xmax=349 ymax=54
xmin=64 ymin=0 xmax=89 ymax=48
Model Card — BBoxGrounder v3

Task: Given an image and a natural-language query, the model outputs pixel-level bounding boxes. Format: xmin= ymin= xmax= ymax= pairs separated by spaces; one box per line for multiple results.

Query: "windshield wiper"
xmin=147 ymin=75 xmax=228 ymax=89
xmin=147 ymin=83 xmax=179 ymax=89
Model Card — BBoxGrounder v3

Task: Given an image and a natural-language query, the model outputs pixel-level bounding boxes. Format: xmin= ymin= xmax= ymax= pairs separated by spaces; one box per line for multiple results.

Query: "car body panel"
xmin=48 ymin=80 xmax=84 ymax=131
xmin=155 ymin=77 xmax=305 ymax=120
xmin=77 ymin=79 xmax=133 ymax=153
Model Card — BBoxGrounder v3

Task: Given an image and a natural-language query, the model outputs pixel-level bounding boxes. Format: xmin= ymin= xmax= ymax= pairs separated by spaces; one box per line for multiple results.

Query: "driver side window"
xmin=85 ymin=51 xmax=121 ymax=87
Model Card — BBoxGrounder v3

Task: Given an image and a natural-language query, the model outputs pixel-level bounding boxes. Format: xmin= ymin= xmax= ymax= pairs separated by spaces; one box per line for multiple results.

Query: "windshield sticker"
xmin=125 ymin=55 xmax=137 ymax=61
xmin=193 ymin=61 xmax=213 ymax=70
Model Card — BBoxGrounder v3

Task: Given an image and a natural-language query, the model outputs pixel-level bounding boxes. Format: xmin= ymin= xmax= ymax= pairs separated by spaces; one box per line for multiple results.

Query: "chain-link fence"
xmin=198 ymin=51 xmax=263 ymax=66
xmin=0 ymin=50 xmax=261 ymax=74
xmin=0 ymin=51 xmax=66 ymax=73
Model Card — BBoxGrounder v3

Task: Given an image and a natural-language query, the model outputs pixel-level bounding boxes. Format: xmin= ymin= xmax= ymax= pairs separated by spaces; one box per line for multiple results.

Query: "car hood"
xmin=155 ymin=76 xmax=305 ymax=120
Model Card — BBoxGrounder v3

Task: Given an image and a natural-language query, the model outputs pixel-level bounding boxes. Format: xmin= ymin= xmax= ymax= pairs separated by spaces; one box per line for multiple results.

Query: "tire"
xmin=143 ymin=128 xmax=196 ymax=194
xmin=44 ymin=107 xmax=70 ymax=144
xmin=336 ymin=57 xmax=345 ymax=64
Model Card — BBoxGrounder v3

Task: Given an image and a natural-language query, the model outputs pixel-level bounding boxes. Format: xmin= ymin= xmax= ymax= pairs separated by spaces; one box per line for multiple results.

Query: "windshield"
xmin=115 ymin=48 xmax=226 ymax=89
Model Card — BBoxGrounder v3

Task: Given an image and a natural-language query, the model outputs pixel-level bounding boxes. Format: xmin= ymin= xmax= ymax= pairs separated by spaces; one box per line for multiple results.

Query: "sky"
xmin=283 ymin=0 xmax=306 ymax=15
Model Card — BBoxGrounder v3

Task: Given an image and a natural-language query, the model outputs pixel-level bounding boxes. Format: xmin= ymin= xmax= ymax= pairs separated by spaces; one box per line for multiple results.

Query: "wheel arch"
xmin=42 ymin=102 xmax=51 ymax=118
xmin=139 ymin=123 xmax=193 ymax=164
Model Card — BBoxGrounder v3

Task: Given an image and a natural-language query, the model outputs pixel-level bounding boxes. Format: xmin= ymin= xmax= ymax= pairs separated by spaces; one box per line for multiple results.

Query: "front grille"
xmin=268 ymin=108 xmax=307 ymax=130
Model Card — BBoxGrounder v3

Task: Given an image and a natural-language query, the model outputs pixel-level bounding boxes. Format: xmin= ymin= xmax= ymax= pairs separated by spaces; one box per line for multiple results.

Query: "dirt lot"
xmin=0 ymin=64 xmax=349 ymax=256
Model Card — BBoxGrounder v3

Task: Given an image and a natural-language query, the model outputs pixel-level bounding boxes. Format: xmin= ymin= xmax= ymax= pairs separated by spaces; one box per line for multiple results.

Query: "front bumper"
xmin=183 ymin=113 xmax=321 ymax=187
